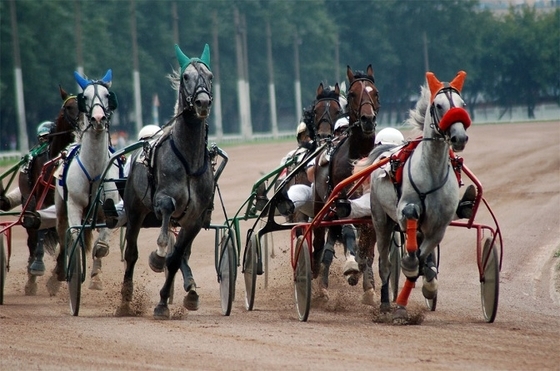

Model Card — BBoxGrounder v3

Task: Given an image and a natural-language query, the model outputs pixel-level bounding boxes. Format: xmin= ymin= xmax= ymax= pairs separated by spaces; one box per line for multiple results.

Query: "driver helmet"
xmin=334 ymin=117 xmax=349 ymax=132
xmin=137 ymin=124 xmax=161 ymax=140
xmin=375 ymin=127 xmax=405 ymax=145
xmin=36 ymin=121 xmax=55 ymax=140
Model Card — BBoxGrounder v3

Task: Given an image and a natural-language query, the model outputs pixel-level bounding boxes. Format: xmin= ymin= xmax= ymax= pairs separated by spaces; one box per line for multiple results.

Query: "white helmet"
xmin=138 ymin=125 xmax=161 ymax=140
xmin=376 ymin=127 xmax=405 ymax=145
xmin=334 ymin=117 xmax=349 ymax=132
xmin=296 ymin=122 xmax=308 ymax=135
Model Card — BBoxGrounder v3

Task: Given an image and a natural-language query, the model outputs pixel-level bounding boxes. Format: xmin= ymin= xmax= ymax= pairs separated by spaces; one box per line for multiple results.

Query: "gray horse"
xmin=121 ymin=44 xmax=214 ymax=319
xmin=367 ymin=71 xmax=471 ymax=324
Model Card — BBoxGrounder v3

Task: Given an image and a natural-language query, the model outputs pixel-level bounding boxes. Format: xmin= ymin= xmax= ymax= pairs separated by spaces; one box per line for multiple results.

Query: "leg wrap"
xmin=396 ymin=278 xmax=415 ymax=307
xmin=405 ymin=219 xmax=418 ymax=254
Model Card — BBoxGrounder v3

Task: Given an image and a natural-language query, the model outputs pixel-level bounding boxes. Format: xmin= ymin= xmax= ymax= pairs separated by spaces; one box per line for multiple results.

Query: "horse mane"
xmin=406 ymin=84 xmax=430 ymax=131
xmin=167 ymin=69 xmax=182 ymax=118
xmin=351 ymin=71 xmax=375 ymax=84
xmin=302 ymin=105 xmax=316 ymax=140
xmin=316 ymin=86 xmax=339 ymax=101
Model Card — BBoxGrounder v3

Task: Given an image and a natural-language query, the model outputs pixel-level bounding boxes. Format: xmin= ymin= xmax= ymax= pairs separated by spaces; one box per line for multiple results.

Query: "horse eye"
xmin=436 ymin=104 xmax=443 ymax=110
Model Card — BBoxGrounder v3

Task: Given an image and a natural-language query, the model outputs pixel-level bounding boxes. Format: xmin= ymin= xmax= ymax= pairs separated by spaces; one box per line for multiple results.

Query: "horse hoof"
xmin=93 ymin=242 xmax=110 ymax=258
xmin=346 ymin=272 xmax=360 ymax=286
xmin=401 ymin=254 xmax=419 ymax=278
xmin=343 ymin=259 xmax=360 ymax=276
xmin=148 ymin=251 xmax=165 ymax=273
xmin=153 ymin=304 xmax=170 ymax=320
xmin=183 ymin=290 xmax=199 ymax=311
xmin=89 ymin=278 xmax=103 ymax=291
xmin=46 ymin=274 xmax=61 ymax=296
xmin=29 ymin=260 xmax=46 ymax=276
xmin=393 ymin=306 xmax=409 ymax=325
xmin=361 ymin=288 xmax=376 ymax=306
xmin=422 ymin=278 xmax=438 ymax=300
xmin=379 ymin=302 xmax=392 ymax=313
xmin=25 ymin=280 xmax=38 ymax=296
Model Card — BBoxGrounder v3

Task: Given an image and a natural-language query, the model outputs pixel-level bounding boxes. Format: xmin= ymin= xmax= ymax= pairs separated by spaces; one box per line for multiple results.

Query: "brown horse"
xmin=20 ymin=86 xmax=79 ymax=295
xmin=275 ymin=83 xmax=343 ymax=224
xmin=312 ymin=65 xmax=380 ymax=303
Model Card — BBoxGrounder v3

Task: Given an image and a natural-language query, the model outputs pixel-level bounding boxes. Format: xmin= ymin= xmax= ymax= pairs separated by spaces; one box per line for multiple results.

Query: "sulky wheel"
xmin=294 ymin=236 xmax=311 ymax=322
xmin=67 ymin=237 xmax=83 ymax=316
xmin=389 ymin=229 xmax=403 ymax=302
xmin=0 ymin=234 xmax=6 ymax=305
xmin=219 ymin=229 xmax=237 ymax=316
xmin=480 ymin=237 xmax=499 ymax=323
xmin=243 ymin=232 xmax=258 ymax=311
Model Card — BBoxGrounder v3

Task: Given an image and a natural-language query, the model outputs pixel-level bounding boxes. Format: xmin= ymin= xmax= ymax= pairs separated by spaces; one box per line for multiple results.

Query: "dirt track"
xmin=1 ymin=121 xmax=559 ymax=370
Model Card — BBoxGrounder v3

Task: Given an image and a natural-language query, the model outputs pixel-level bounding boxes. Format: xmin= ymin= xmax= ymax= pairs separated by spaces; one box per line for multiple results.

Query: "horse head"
xmin=426 ymin=71 xmax=471 ymax=152
xmin=313 ymin=83 xmax=343 ymax=141
xmin=175 ymin=44 xmax=213 ymax=119
xmin=59 ymin=86 xmax=79 ymax=130
xmin=74 ymin=69 xmax=117 ymax=133
xmin=346 ymin=65 xmax=380 ymax=136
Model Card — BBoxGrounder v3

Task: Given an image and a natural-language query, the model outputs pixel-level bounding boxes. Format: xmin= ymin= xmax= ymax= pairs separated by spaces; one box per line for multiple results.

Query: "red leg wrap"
xmin=405 ymin=219 xmax=418 ymax=254
xmin=396 ymin=278 xmax=416 ymax=307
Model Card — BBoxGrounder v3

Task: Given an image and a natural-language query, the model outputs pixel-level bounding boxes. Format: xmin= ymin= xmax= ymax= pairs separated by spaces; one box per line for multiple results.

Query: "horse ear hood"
xmin=450 ymin=71 xmax=467 ymax=93
xmin=426 ymin=72 xmax=444 ymax=103
xmin=175 ymin=44 xmax=191 ymax=74
xmin=427 ymin=71 xmax=467 ymax=103
xmin=200 ymin=43 xmax=210 ymax=69
xmin=101 ymin=69 xmax=113 ymax=88
xmin=74 ymin=71 xmax=90 ymax=91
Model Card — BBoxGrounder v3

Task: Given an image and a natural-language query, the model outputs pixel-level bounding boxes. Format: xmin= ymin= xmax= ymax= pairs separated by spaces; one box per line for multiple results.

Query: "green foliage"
xmin=1 ymin=0 xmax=558 ymax=150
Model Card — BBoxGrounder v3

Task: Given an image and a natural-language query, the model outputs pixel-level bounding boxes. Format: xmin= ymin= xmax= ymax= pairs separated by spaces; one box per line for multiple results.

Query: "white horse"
xmin=367 ymin=71 xmax=471 ymax=323
xmin=51 ymin=69 xmax=120 ymax=293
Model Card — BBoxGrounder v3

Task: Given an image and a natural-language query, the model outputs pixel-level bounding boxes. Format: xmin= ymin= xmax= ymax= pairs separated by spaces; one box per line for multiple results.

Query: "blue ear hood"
xmin=74 ymin=69 xmax=113 ymax=90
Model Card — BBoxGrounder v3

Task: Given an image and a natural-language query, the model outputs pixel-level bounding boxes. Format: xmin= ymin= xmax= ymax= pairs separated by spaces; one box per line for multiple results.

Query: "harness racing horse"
xmin=312 ymin=65 xmax=380 ymax=303
xmin=276 ymin=83 xmax=343 ymax=224
xmin=52 ymin=70 xmax=120 ymax=293
xmin=367 ymin=71 xmax=471 ymax=323
xmin=21 ymin=87 xmax=79 ymax=295
xmin=121 ymin=44 xmax=214 ymax=319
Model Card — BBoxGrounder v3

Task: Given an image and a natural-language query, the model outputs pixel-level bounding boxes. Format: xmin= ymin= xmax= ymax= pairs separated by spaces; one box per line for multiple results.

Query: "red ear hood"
xmin=426 ymin=71 xmax=467 ymax=103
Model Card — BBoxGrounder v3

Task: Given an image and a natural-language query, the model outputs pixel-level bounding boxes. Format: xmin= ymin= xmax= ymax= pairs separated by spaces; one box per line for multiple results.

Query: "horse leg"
xmin=180 ymin=246 xmax=199 ymax=311
xmin=341 ymin=224 xmax=360 ymax=285
xmin=29 ymin=229 xmax=47 ymax=276
xmin=375 ymin=223 xmax=394 ymax=313
xmin=149 ymin=196 xmax=174 ymax=273
xmin=393 ymin=203 xmax=421 ymax=324
xmin=357 ymin=225 xmax=376 ymax=306
xmin=418 ymin=233 xmax=443 ymax=301
xmin=23 ymin=228 xmax=39 ymax=296
xmin=318 ymin=229 xmax=336 ymax=300
xmin=89 ymin=227 xmax=113 ymax=290
xmin=121 ymin=214 xmax=143 ymax=306
xmin=312 ymin=226 xmax=326 ymax=279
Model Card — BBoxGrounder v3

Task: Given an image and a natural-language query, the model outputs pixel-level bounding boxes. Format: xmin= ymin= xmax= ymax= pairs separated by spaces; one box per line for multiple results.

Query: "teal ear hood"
xmin=175 ymin=44 xmax=211 ymax=74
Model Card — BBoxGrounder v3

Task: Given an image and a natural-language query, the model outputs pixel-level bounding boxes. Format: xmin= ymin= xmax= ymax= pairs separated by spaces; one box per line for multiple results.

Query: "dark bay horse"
xmin=122 ymin=44 xmax=214 ymax=319
xmin=312 ymin=65 xmax=380 ymax=304
xmin=19 ymin=87 xmax=78 ymax=295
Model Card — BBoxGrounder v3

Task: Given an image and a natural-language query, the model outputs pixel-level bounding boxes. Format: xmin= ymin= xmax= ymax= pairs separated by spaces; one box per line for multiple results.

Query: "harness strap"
xmin=169 ymin=136 xmax=209 ymax=177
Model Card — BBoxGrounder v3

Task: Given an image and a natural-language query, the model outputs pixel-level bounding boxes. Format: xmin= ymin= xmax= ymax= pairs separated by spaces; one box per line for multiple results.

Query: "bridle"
xmin=347 ymin=78 xmax=379 ymax=129
xmin=182 ymin=62 xmax=213 ymax=112
xmin=314 ymin=97 xmax=341 ymax=140
xmin=428 ymin=87 xmax=470 ymax=142
xmin=80 ymin=82 xmax=113 ymax=134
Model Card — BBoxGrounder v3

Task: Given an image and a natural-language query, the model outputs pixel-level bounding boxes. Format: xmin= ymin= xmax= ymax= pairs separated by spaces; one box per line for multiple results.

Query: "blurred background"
xmin=1 ymin=0 xmax=558 ymax=154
